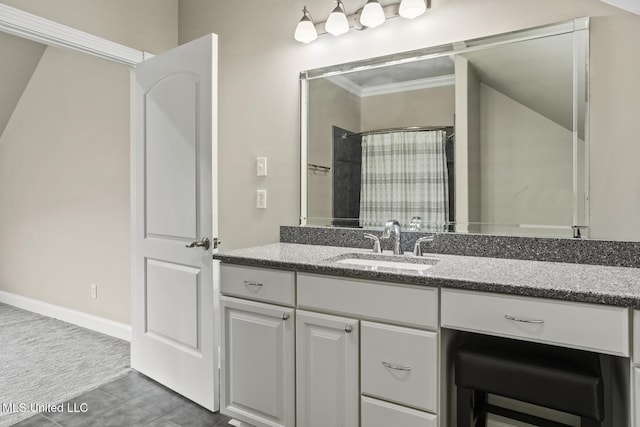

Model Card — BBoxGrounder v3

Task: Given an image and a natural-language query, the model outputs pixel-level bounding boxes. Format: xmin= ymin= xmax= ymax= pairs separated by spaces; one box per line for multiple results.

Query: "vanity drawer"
xmin=361 ymin=396 xmax=437 ymax=427
xmin=297 ymin=273 xmax=438 ymax=329
xmin=441 ymin=289 xmax=630 ymax=356
xmin=220 ymin=264 xmax=295 ymax=306
xmin=361 ymin=321 xmax=437 ymax=412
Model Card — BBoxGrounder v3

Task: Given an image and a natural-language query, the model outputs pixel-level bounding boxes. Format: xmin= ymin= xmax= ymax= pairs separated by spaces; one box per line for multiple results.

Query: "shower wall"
xmin=332 ymin=126 xmax=362 ymax=227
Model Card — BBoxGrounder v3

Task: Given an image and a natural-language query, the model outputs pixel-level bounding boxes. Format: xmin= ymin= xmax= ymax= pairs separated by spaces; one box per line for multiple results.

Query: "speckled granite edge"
xmin=214 ymin=245 xmax=640 ymax=309
xmin=280 ymin=226 xmax=640 ymax=268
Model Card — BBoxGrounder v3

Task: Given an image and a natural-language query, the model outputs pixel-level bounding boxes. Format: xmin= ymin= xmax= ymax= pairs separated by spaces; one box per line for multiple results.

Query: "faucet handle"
xmin=409 ymin=216 xmax=422 ymax=231
xmin=364 ymin=233 xmax=382 ymax=254
xmin=413 ymin=235 xmax=435 ymax=257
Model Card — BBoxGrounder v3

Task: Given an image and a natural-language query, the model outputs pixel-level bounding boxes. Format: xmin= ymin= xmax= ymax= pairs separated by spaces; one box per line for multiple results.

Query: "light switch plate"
xmin=256 ymin=157 xmax=267 ymax=176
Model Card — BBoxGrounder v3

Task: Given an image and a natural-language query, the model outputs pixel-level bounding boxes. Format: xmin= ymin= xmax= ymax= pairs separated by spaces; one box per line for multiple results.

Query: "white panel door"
xmin=296 ymin=310 xmax=359 ymax=427
xmin=131 ymin=34 xmax=218 ymax=411
xmin=220 ymin=296 xmax=295 ymax=427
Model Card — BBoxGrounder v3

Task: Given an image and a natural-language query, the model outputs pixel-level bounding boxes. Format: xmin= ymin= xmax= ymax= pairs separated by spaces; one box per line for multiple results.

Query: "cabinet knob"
xmin=281 ymin=313 xmax=290 ymax=321
xmin=344 ymin=325 xmax=353 ymax=333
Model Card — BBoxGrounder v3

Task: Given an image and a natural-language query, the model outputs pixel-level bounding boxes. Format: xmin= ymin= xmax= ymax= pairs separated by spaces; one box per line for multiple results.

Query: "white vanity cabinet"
xmin=297 ymin=273 xmax=440 ymax=427
xmin=296 ymin=310 xmax=359 ymax=427
xmin=360 ymin=321 xmax=438 ymax=413
xmin=219 ymin=265 xmax=296 ymax=427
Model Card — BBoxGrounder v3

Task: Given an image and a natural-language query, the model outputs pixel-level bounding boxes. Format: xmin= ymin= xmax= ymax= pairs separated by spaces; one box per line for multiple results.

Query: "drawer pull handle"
xmin=382 ymin=361 xmax=412 ymax=371
xmin=344 ymin=325 xmax=353 ymax=333
xmin=243 ymin=281 xmax=263 ymax=287
xmin=505 ymin=314 xmax=544 ymax=324
xmin=281 ymin=314 xmax=290 ymax=321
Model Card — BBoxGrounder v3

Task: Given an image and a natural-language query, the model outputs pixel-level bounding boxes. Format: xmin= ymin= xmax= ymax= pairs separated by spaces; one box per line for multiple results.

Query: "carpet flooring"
xmin=0 ymin=303 xmax=130 ymax=426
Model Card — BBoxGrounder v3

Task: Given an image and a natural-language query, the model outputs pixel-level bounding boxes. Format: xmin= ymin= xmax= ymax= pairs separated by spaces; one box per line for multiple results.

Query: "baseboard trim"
xmin=0 ymin=291 xmax=132 ymax=341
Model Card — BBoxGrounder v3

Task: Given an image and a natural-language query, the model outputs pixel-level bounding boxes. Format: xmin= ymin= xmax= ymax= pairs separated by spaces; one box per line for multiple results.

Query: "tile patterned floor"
xmin=12 ymin=371 xmax=232 ymax=427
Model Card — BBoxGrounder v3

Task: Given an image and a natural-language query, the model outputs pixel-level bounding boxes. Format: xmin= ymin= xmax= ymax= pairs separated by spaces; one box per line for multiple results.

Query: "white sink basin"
xmin=330 ymin=254 xmax=439 ymax=273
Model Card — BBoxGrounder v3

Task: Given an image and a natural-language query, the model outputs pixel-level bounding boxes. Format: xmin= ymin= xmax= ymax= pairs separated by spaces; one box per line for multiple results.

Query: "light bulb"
xmin=360 ymin=0 xmax=385 ymax=28
xmin=325 ymin=1 xmax=349 ymax=36
xmin=294 ymin=7 xmax=318 ymax=43
xmin=399 ymin=0 xmax=427 ymax=19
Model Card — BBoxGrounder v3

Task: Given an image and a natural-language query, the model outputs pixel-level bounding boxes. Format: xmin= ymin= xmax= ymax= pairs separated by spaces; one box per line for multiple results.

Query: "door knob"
xmin=186 ymin=237 xmax=210 ymax=250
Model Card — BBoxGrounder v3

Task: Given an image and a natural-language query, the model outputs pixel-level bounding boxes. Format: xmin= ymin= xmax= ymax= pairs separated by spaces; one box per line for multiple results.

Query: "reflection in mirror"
xmin=301 ymin=18 xmax=589 ymax=238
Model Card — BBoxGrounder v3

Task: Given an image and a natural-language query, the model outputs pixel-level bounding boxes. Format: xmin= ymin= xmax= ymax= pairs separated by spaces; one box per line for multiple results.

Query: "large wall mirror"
xmin=300 ymin=18 xmax=589 ymax=239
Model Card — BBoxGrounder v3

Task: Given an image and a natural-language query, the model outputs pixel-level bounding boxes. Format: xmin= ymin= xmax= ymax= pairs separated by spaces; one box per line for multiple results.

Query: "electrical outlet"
xmin=256 ymin=189 xmax=267 ymax=209
xmin=90 ymin=284 xmax=97 ymax=299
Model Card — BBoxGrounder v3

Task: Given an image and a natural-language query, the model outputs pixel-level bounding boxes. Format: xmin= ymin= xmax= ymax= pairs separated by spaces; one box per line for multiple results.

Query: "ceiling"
xmin=344 ymin=56 xmax=454 ymax=87
xmin=326 ymin=32 xmax=574 ymax=131
xmin=600 ymin=0 xmax=640 ymax=15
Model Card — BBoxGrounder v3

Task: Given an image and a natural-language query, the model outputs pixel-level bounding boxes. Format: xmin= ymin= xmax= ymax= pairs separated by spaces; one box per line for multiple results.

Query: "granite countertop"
xmin=213 ymin=243 xmax=640 ymax=309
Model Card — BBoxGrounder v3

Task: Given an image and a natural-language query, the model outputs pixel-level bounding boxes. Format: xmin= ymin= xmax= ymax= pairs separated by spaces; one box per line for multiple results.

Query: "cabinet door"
xmin=296 ymin=310 xmax=359 ymax=427
xmin=221 ymin=296 xmax=294 ymax=427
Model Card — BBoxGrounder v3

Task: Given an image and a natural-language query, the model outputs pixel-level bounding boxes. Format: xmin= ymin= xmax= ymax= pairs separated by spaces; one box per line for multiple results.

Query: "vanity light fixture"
xmin=325 ymin=0 xmax=350 ymax=36
xmin=295 ymin=0 xmax=431 ymax=43
xmin=360 ymin=0 xmax=386 ymax=28
xmin=399 ymin=0 xmax=427 ymax=19
xmin=294 ymin=6 xmax=318 ymax=43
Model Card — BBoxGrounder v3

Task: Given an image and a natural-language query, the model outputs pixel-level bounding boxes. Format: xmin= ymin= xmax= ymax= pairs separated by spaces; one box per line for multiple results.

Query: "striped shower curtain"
xmin=359 ymin=130 xmax=449 ymax=230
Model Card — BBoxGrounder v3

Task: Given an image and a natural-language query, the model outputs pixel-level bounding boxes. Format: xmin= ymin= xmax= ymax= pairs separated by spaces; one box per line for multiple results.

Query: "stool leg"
xmin=457 ymin=386 xmax=473 ymax=427
xmin=580 ymin=418 xmax=600 ymax=427
xmin=473 ymin=391 xmax=487 ymax=427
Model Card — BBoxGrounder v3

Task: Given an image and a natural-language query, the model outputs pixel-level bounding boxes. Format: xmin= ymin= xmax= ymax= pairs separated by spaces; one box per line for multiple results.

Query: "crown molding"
xmin=327 ymin=73 xmax=454 ymax=98
xmin=0 ymin=3 xmax=144 ymax=65
xmin=361 ymin=74 xmax=455 ymax=97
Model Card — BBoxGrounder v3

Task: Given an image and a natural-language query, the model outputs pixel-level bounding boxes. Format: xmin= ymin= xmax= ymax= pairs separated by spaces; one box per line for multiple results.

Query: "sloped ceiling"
xmin=460 ymin=32 xmax=574 ymax=131
xmin=600 ymin=0 xmax=640 ymax=15
xmin=0 ymin=32 xmax=46 ymax=137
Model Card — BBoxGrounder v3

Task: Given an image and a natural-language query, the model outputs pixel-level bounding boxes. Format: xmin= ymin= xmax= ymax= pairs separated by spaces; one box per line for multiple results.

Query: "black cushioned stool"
xmin=454 ymin=334 xmax=604 ymax=427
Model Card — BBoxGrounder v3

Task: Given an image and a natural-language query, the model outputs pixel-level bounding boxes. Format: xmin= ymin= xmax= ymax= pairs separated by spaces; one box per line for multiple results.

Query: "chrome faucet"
xmin=382 ymin=219 xmax=403 ymax=255
xmin=363 ymin=233 xmax=382 ymax=254
xmin=413 ymin=235 xmax=434 ymax=257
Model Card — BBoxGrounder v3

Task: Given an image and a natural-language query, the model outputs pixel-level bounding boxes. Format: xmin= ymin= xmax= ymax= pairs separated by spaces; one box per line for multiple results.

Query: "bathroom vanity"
xmin=214 ymin=238 xmax=640 ymax=427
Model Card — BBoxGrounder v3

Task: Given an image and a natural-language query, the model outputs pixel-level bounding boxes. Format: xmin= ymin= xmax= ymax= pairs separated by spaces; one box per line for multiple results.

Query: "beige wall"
xmin=0 ymin=0 xmax=178 ymax=324
xmin=0 ymin=33 xmax=45 ymax=135
xmin=479 ymin=84 xmax=574 ymax=237
xmin=0 ymin=47 xmax=131 ymax=322
xmin=454 ymin=56 xmax=482 ymax=233
xmin=307 ymin=79 xmax=360 ymax=225
xmin=360 ymin=85 xmax=454 ymax=131
xmin=180 ymin=0 xmax=640 ymax=245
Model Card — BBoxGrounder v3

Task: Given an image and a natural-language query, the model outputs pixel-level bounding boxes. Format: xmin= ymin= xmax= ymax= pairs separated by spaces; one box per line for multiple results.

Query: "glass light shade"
xmin=294 ymin=13 xmax=318 ymax=43
xmin=399 ymin=0 xmax=427 ymax=19
xmin=360 ymin=0 xmax=385 ymax=28
xmin=325 ymin=3 xmax=349 ymax=36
